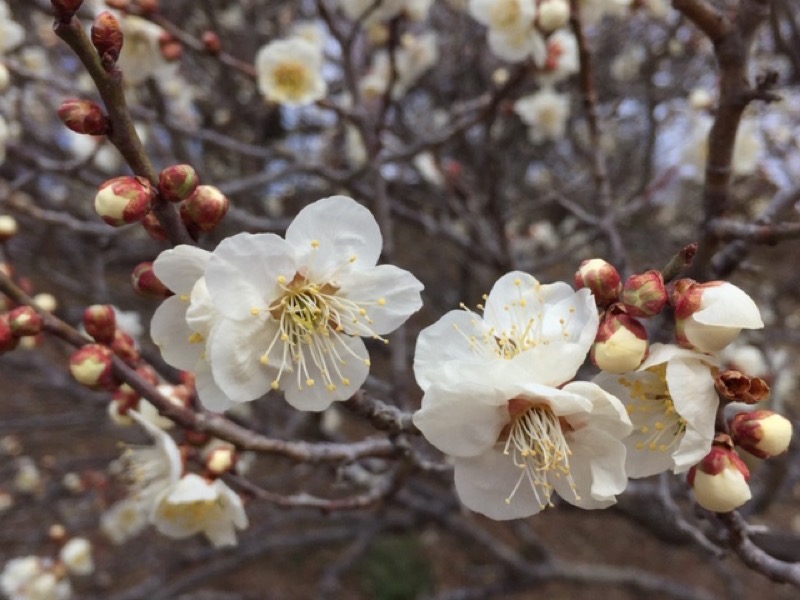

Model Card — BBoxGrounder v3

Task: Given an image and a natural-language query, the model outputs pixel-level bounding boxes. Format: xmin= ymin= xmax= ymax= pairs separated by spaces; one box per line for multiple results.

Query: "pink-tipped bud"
xmin=688 ymin=446 xmax=751 ymax=513
xmin=0 ymin=215 xmax=18 ymax=242
xmin=590 ymin=310 xmax=649 ymax=373
xmin=69 ymin=344 xmax=118 ymax=390
xmin=91 ymin=12 xmax=124 ymax=66
xmin=57 ymin=99 xmax=110 ymax=136
xmin=0 ymin=315 xmax=19 ymax=353
xmin=111 ymin=384 xmax=140 ymax=415
xmin=140 ymin=212 xmax=168 ymax=241
xmin=158 ymin=164 xmax=199 ymax=203
xmin=731 ymin=410 xmax=792 ymax=459
xmin=7 ymin=306 xmax=43 ymax=337
xmin=83 ymin=304 xmax=116 ymax=344
xmin=673 ymin=279 xmax=763 ymax=353
xmin=180 ymin=185 xmax=229 ymax=232
xmin=574 ymin=258 xmax=621 ymax=307
xmin=621 ymin=270 xmax=667 ymax=318
xmin=131 ymin=262 xmax=170 ymax=298
xmin=111 ymin=329 xmax=140 ymax=366
xmin=201 ymin=31 xmax=222 ymax=54
xmin=95 ymin=176 xmax=154 ymax=227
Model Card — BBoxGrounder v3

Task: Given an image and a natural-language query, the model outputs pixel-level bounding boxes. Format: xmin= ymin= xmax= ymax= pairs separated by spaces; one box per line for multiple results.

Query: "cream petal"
xmin=207 ymin=319 xmax=276 ymax=403
xmin=561 ymin=381 xmax=632 ymax=438
xmin=150 ymin=296 xmax=203 ymax=370
xmin=539 ymin=288 xmax=598 ymax=351
xmin=503 ymin=344 xmax=589 ymax=388
xmin=194 ymin=361 xmax=235 ymax=412
xmin=692 ymin=283 xmax=763 ymax=328
xmin=667 ymin=358 xmax=717 ymax=441
xmin=482 ymin=272 xmax=569 ymax=334
xmin=562 ymin=428 xmax=628 ymax=503
xmin=153 ymin=245 xmax=211 ymax=295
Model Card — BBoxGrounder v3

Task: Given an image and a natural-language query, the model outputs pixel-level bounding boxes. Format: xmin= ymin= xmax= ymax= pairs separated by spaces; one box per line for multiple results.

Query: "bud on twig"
xmin=714 ymin=369 xmax=770 ymax=404
xmin=731 ymin=410 xmax=792 ymax=459
xmin=69 ymin=344 xmax=119 ymax=390
xmin=91 ymin=12 xmax=124 ymax=68
xmin=0 ymin=316 xmax=19 ymax=353
xmin=131 ymin=262 xmax=170 ymax=298
xmin=57 ymin=99 xmax=110 ymax=136
xmin=51 ymin=0 xmax=84 ymax=20
xmin=7 ymin=306 xmax=43 ymax=337
xmin=111 ymin=329 xmax=140 ymax=366
xmin=590 ymin=309 xmax=649 ymax=373
xmin=0 ymin=215 xmax=19 ymax=242
xmin=202 ymin=31 xmax=222 ymax=54
xmin=159 ymin=164 xmax=199 ymax=203
xmin=621 ymin=270 xmax=667 ymax=318
xmin=180 ymin=185 xmax=229 ymax=232
xmin=141 ymin=212 xmax=168 ymax=241
xmin=95 ymin=176 xmax=154 ymax=226
xmin=688 ymin=446 xmax=751 ymax=513
xmin=83 ymin=304 xmax=116 ymax=344
xmin=574 ymin=258 xmax=621 ymax=308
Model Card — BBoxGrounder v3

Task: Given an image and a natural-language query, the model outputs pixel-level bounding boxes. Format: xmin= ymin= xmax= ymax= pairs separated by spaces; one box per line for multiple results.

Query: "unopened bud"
xmin=111 ymin=329 xmax=139 ymax=366
xmin=0 ymin=215 xmax=18 ymax=242
xmin=574 ymin=258 xmax=621 ymax=307
xmin=621 ymin=270 xmax=667 ymax=317
xmin=201 ymin=31 xmax=222 ymax=54
xmin=91 ymin=12 xmax=124 ymax=66
xmin=714 ymin=369 xmax=770 ymax=404
xmin=51 ymin=0 xmax=84 ymax=18
xmin=141 ymin=212 xmax=168 ymax=241
xmin=537 ymin=0 xmax=570 ymax=32
xmin=136 ymin=364 xmax=160 ymax=386
xmin=7 ymin=306 xmax=43 ymax=337
xmin=57 ymin=99 xmax=110 ymax=136
xmin=0 ymin=316 xmax=19 ymax=353
xmin=33 ymin=293 xmax=58 ymax=313
xmin=159 ymin=164 xmax=199 ymax=203
xmin=111 ymin=383 xmax=140 ymax=415
xmin=180 ymin=185 xmax=229 ymax=232
xmin=160 ymin=40 xmax=183 ymax=61
xmin=131 ymin=261 xmax=170 ymax=298
xmin=590 ymin=311 xmax=648 ymax=373
xmin=69 ymin=344 xmax=118 ymax=390
xmin=688 ymin=446 xmax=751 ymax=513
xmin=206 ymin=446 xmax=236 ymax=476
xmin=95 ymin=176 xmax=154 ymax=226
xmin=83 ymin=304 xmax=116 ymax=344
xmin=731 ymin=410 xmax=792 ymax=459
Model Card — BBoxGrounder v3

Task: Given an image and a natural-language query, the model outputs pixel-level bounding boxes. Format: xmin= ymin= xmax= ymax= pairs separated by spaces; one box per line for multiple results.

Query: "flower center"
xmin=501 ymin=401 xmax=578 ymax=508
xmin=273 ymin=62 xmax=309 ymax=99
xmin=621 ymin=365 xmax=687 ymax=453
xmin=160 ymin=497 xmax=219 ymax=525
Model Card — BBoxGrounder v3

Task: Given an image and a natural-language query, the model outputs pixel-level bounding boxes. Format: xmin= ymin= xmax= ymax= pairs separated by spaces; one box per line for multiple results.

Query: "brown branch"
xmin=710 ymin=219 xmax=800 ymax=243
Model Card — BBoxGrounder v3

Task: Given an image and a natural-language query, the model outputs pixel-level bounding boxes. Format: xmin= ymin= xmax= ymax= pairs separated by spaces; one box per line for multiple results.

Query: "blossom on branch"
xmin=255 ymin=38 xmax=327 ymax=106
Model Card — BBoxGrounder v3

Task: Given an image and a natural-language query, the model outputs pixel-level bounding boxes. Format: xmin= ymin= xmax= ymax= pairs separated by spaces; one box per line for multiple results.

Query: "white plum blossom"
xmin=594 ymin=344 xmax=720 ymax=478
xmin=0 ymin=557 xmax=72 ymax=600
xmin=100 ymin=497 xmax=149 ymax=545
xmin=360 ymin=32 xmax=439 ymax=100
xmin=414 ymin=272 xmax=631 ymax=519
xmin=467 ymin=0 xmax=547 ymax=63
xmin=513 ymin=87 xmax=570 ymax=143
xmin=255 ymin=38 xmax=327 ymax=106
xmin=58 ymin=539 xmax=94 ymax=577
xmin=117 ymin=16 xmax=172 ymax=85
xmin=151 ymin=473 xmax=248 ymax=547
xmin=201 ymin=195 xmax=424 ymax=411
xmin=539 ymin=29 xmax=579 ymax=84
xmin=123 ymin=410 xmax=183 ymax=506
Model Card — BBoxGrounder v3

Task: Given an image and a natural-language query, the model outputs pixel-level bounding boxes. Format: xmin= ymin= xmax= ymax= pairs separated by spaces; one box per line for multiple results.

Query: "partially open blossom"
xmin=688 ymin=446 xmax=751 ymax=513
xmin=117 ymin=16 xmax=170 ymax=84
xmin=621 ymin=270 xmax=667 ymax=318
xmin=595 ymin=344 xmax=719 ymax=477
xmin=123 ymin=410 xmax=183 ymax=506
xmin=158 ymin=164 xmax=199 ymax=203
xmin=131 ymin=261 xmax=171 ymax=298
xmin=69 ymin=344 xmax=118 ymax=390
xmin=673 ymin=279 xmax=764 ymax=353
xmin=95 ymin=176 xmax=154 ymax=227
xmin=7 ymin=306 xmax=43 ymax=337
xmin=180 ymin=185 xmax=229 ymax=232
xmin=83 ymin=304 xmax=116 ymax=344
xmin=537 ymin=0 xmax=570 ymax=31
xmin=59 ymin=537 xmax=94 ymax=576
xmin=57 ymin=99 xmax=110 ymax=136
xmin=255 ymin=38 xmax=327 ymax=106
xmin=731 ymin=410 xmax=792 ymax=459
xmin=574 ymin=258 xmax=621 ymax=307
xmin=414 ymin=271 xmax=631 ymax=519
xmin=591 ymin=311 xmax=648 ymax=374
xmin=91 ymin=12 xmax=124 ymax=64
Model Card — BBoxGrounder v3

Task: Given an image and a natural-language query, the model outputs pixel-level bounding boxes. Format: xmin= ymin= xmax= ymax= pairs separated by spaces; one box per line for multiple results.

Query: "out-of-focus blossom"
xmin=255 ymin=38 xmax=327 ymax=106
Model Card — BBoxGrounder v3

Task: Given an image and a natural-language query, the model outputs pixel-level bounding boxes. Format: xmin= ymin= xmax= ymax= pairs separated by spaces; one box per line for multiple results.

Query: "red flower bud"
xmin=180 ymin=185 xmax=229 ymax=232
xmin=111 ymin=329 xmax=140 ymax=366
xmin=688 ymin=446 xmax=751 ymax=513
xmin=136 ymin=364 xmax=160 ymax=386
xmin=57 ymin=99 xmax=110 ymax=136
xmin=95 ymin=176 xmax=154 ymax=226
xmin=574 ymin=258 xmax=621 ymax=307
xmin=131 ymin=261 xmax=171 ymax=298
xmin=159 ymin=164 xmax=199 ymax=203
xmin=590 ymin=310 xmax=648 ymax=373
xmin=83 ymin=304 xmax=116 ymax=344
xmin=0 ymin=315 xmax=19 ymax=353
xmin=51 ymin=0 xmax=84 ymax=19
xmin=140 ymin=212 xmax=168 ymax=241
xmin=69 ymin=344 xmax=119 ymax=390
xmin=91 ymin=12 xmax=124 ymax=66
xmin=731 ymin=410 xmax=792 ymax=459
xmin=621 ymin=270 xmax=667 ymax=317
xmin=7 ymin=306 xmax=43 ymax=337
xmin=202 ymin=31 xmax=222 ymax=54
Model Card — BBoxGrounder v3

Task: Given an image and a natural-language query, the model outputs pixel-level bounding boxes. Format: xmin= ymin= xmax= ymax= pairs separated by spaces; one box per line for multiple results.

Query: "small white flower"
xmin=100 ymin=498 xmax=149 ymax=545
xmin=513 ymin=87 xmax=570 ymax=143
xmin=0 ymin=557 xmax=72 ymax=600
xmin=122 ymin=410 xmax=183 ymax=506
xmin=255 ymin=38 xmax=327 ymax=106
xmin=59 ymin=538 xmax=94 ymax=576
xmin=469 ymin=0 xmax=537 ymax=31
xmin=117 ymin=16 xmax=170 ymax=85
xmin=594 ymin=344 xmax=720 ymax=477
xmin=13 ymin=457 xmax=43 ymax=496
xmin=537 ymin=0 xmax=570 ymax=31
xmin=538 ymin=29 xmax=579 ymax=83
xmin=151 ymin=473 xmax=248 ymax=547
xmin=414 ymin=272 xmax=631 ymax=519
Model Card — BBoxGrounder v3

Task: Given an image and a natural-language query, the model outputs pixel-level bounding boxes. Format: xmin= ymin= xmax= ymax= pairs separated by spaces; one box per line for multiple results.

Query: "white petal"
xmin=205 ymin=233 xmax=297 ymax=320
xmin=217 ymin=481 xmax=249 ymax=529
xmin=693 ymin=283 xmax=763 ymax=328
xmin=413 ymin=382 xmax=509 ymax=457
xmin=625 ymin=437 xmax=674 ymax=478
xmin=559 ymin=428 xmax=628 ymax=505
xmin=504 ymin=343 xmax=590 ymax=388
xmin=164 ymin=473 xmax=217 ymax=503
xmin=539 ymin=288 xmax=598 ymax=352
xmin=207 ymin=319 xmax=276 ymax=403
xmin=150 ymin=296 xmax=203 ymax=370
xmin=667 ymin=358 xmax=717 ymax=448
xmin=454 ymin=447 xmax=548 ymax=519
xmin=639 ymin=343 xmax=718 ymax=370
xmin=561 ymin=381 xmax=632 ymax=438
xmin=339 ymin=265 xmax=423 ymax=336
xmin=482 ymin=271 xmax=569 ymax=333
xmin=672 ymin=426 xmax=713 ymax=474
xmin=153 ymin=246 xmax=211 ymax=295
xmin=285 ymin=196 xmax=382 ymax=280
xmin=194 ymin=360 xmax=235 ymax=412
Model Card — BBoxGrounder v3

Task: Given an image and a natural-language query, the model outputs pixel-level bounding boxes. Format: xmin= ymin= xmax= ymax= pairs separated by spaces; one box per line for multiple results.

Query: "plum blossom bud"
xmin=60 ymin=537 xmax=94 ymax=576
xmin=141 ymin=212 xmax=168 ymax=241
xmin=33 ymin=293 xmax=58 ymax=313
xmin=0 ymin=315 xmax=19 ymax=353
xmin=95 ymin=176 xmax=154 ymax=226
xmin=138 ymin=0 xmax=159 ymax=14
xmin=83 ymin=304 xmax=116 ymax=344
xmin=574 ymin=258 xmax=621 ymax=307
xmin=206 ymin=445 xmax=236 ymax=476
xmin=158 ymin=164 xmax=199 ymax=203
xmin=590 ymin=311 xmax=649 ymax=373
xmin=51 ymin=0 xmax=84 ymax=18
xmin=111 ymin=384 xmax=140 ymax=417
xmin=111 ymin=329 xmax=140 ymax=366
xmin=57 ymin=99 xmax=110 ymax=136
xmin=688 ymin=446 xmax=751 ymax=513
xmin=673 ymin=279 xmax=764 ymax=353
xmin=7 ymin=306 xmax=43 ymax=337
xmin=131 ymin=261 xmax=170 ymax=298
xmin=621 ymin=270 xmax=667 ymax=317
xmin=202 ymin=31 xmax=222 ymax=54
xmin=731 ymin=410 xmax=792 ymax=459
xmin=538 ymin=0 xmax=570 ymax=32
xmin=91 ymin=12 xmax=124 ymax=66
xmin=0 ymin=215 xmax=19 ymax=241
xmin=180 ymin=185 xmax=229 ymax=232
xmin=69 ymin=344 xmax=118 ymax=390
